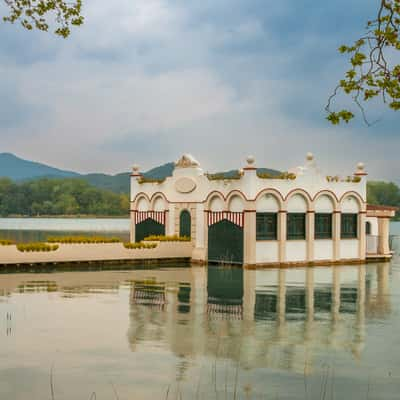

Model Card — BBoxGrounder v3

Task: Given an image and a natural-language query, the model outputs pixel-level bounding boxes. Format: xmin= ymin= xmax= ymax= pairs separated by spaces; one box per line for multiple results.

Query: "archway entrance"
xmin=179 ymin=210 xmax=191 ymax=238
xmin=135 ymin=218 xmax=165 ymax=242
xmin=208 ymin=219 xmax=243 ymax=265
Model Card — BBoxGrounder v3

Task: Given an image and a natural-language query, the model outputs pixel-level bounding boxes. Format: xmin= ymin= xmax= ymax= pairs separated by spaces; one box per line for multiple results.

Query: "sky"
xmin=0 ymin=0 xmax=399 ymax=181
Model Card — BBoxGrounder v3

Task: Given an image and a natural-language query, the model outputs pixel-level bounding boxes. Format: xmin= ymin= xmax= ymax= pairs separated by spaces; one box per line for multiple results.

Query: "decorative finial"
xmin=356 ymin=162 xmax=365 ymax=172
xmin=246 ymin=155 xmax=255 ymax=165
xmin=132 ymin=164 xmax=140 ymax=173
xmin=306 ymin=152 xmax=314 ymax=161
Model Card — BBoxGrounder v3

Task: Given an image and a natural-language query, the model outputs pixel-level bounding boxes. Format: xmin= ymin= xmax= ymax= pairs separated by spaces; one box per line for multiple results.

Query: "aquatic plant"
xmin=123 ymin=242 xmax=158 ymax=249
xmin=47 ymin=236 xmax=121 ymax=244
xmin=16 ymin=243 xmax=59 ymax=252
xmin=143 ymin=235 xmax=190 ymax=242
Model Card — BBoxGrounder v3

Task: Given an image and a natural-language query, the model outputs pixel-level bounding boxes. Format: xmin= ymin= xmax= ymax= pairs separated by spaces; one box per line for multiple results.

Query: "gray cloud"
xmin=0 ymin=0 xmax=398 ymax=182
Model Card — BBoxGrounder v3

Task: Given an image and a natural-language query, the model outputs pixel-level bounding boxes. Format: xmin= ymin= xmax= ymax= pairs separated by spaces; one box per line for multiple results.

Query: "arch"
xmin=207 ymin=192 xmax=225 ymax=212
xmin=133 ymin=192 xmax=150 ymax=204
xmin=227 ymin=194 xmax=245 ymax=212
xmin=136 ymin=195 xmax=150 ymax=212
xmin=204 ymin=191 xmax=225 ymax=208
xmin=226 ymin=190 xmax=248 ymax=202
xmin=179 ymin=209 xmax=191 ymax=238
xmin=256 ymin=191 xmax=282 ymax=212
xmin=152 ymin=196 xmax=166 ymax=212
xmin=285 ymin=188 xmax=313 ymax=203
xmin=150 ymin=192 xmax=168 ymax=206
xmin=340 ymin=192 xmax=363 ymax=213
xmin=286 ymin=192 xmax=310 ymax=213
xmin=340 ymin=191 xmax=364 ymax=211
xmin=314 ymin=193 xmax=336 ymax=213
xmin=313 ymin=190 xmax=339 ymax=206
xmin=208 ymin=220 xmax=244 ymax=264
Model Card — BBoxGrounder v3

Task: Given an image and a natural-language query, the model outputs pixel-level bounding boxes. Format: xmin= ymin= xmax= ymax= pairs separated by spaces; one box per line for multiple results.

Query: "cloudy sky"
xmin=0 ymin=0 xmax=398 ymax=180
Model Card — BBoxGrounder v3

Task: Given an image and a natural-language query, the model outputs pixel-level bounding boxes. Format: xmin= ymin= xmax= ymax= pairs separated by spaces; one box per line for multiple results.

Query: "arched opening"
xmin=179 ymin=210 xmax=191 ymax=238
xmin=208 ymin=220 xmax=243 ymax=265
xmin=135 ymin=218 xmax=165 ymax=242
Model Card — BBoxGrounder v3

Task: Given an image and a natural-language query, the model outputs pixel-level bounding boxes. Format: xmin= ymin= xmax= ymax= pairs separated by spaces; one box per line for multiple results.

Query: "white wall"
xmin=209 ymin=196 xmax=224 ymax=211
xmin=341 ymin=196 xmax=360 ymax=213
xmin=153 ymin=196 xmax=165 ymax=211
xmin=286 ymin=241 xmax=307 ymax=262
xmin=314 ymin=240 xmax=333 ymax=260
xmin=137 ymin=197 xmax=149 ymax=211
xmin=229 ymin=195 xmax=245 ymax=212
xmin=256 ymin=194 xmax=280 ymax=212
xmin=315 ymin=195 xmax=334 ymax=212
xmin=167 ymin=206 xmax=175 ymax=235
xmin=256 ymin=242 xmax=279 ymax=263
xmin=366 ymin=216 xmax=378 ymax=236
xmin=287 ymin=194 xmax=308 ymax=212
xmin=196 ymin=204 xmax=205 ymax=248
xmin=340 ymin=240 xmax=359 ymax=259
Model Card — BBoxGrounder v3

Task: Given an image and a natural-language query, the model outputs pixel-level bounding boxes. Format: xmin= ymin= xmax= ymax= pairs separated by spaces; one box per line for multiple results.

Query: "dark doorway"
xmin=208 ymin=219 xmax=244 ymax=264
xmin=179 ymin=210 xmax=191 ymax=238
xmin=135 ymin=218 xmax=165 ymax=242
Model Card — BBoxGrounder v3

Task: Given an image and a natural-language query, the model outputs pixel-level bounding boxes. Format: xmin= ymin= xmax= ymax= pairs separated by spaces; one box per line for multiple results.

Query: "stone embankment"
xmin=0 ymin=242 xmax=193 ymax=266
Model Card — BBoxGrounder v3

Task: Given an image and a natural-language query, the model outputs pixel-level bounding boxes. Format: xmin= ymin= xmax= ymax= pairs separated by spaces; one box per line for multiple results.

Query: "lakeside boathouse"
xmin=130 ymin=153 xmax=396 ymax=267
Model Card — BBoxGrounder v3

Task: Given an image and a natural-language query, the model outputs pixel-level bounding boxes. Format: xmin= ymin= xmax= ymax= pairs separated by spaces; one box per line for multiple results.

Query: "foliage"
xmin=3 ymin=0 xmax=84 ymax=38
xmin=16 ymin=242 xmax=59 ymax=252
xmin=0 ymin=239 xmax=15 ymax=245
xmin=47 ymin=236 xmax=121 ymax=244
xmin=367 ymin=180 xmax=400 ymax=219
xmin=137 ymin=177 xmax=166 ymax=184
xmin=327 ymin=0 xmax=400 ymax=124
xmin=257 ymin=171 xmax=297 ymax=180
xmin=0 ymin=177 xmax=130 ymax=217
xmin=143 ymin=234 xmax=191 ymax=242
xmin=123 ymin=242 xmax=158 ymax=249
xmin=326 ymin=175 xmax=362 ymax=183
xmin=206 ymin=171 xmax=242 ymax=180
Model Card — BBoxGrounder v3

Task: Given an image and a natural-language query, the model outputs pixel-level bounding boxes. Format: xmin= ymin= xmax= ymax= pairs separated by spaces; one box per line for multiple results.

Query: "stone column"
xmin=358 ymin=212 xmax=366 ymax=260
xmin=278 ymin=211 xmax=287 ymax=264
xmin=333 ymin=211 xmax=341 ymax=261
xmin=307 ymin=211 xmax=315 ymax=263
xmin=130 ymin=210 xmax=136 ymax=243
xmin=378 ymin=217 xmax=390 ymax=255
xmin=243 ymin=209 xmax=256 ymax=266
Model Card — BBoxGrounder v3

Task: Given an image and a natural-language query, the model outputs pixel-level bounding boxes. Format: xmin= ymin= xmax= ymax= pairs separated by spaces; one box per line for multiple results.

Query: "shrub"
xmin=47 ymin=236 xmax=121 ymax=244
xmin=257 ymin=171 xmax=296 ymax=180
xmin=0 ymin=239 xmax=15 ymax=245
xmin=17 ymin=243 xmax=59 ymax=252
xmin=123 ymin=242 xmax=158 ymax=249
xmin=138 ymin=177 xmax=166 ymax=184
xmin=143 ymin=235 xmax=190 ymax=242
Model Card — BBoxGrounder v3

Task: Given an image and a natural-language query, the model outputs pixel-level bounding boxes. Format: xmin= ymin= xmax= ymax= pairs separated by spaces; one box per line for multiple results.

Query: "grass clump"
xmin=17 ymin=243 xmax=59 ymax=252
xmin=0 ymin=239 xmax=15 ymax=245
xmin=143 ymin=235 xmax=190 ymax=242
xmin=47 ymin=236 xmax=121 ymax=244
xmin=123 ymin=242 xmax=158 ymax=250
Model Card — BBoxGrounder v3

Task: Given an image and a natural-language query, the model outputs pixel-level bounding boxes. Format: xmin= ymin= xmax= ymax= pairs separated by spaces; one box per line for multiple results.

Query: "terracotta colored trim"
xmin=254 ymin=188 xmax=285 ymax=203
xmin=243 ymin=167 xmax=257 ymax=170
xmin=312 ymin=189 xmax=339 ymax=203
xmin=243 ymin=209 xmax=257 ymax=213
xmin=285 ymin=188 xmax=313 ymax=202
xmin=132 ymin=192 xmax=151 ymax=203
xmin=339 ymin=191 xmax=365 ymax=207
xmin=367 ymin=204 xmax=399 ymax=211
xmin=225 ymin=190 xmax=249 ymax=202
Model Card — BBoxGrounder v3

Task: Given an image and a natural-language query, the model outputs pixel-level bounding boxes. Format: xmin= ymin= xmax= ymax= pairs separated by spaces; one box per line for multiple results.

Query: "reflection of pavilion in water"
xmin=127 ymin=264 xmax=391 ymax=374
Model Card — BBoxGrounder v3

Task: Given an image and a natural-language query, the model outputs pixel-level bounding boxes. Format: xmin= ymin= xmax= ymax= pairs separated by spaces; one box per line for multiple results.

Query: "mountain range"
xmin=0 ymin=153 xmax=280 ymax=194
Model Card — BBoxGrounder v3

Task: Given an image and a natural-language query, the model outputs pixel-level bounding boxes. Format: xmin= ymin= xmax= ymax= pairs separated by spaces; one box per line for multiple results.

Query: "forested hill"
xmin=0 ymin=178 xmax=130 ymax=217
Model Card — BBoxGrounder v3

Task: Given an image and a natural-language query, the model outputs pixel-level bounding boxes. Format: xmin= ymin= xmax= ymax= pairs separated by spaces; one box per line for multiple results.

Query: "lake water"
xmin=0 ymin=218 xmax=131 ymax=242
xmin=0 ymin=218 xmax=399 ymax=245
xmin=0 ymin=261 xmax=400 ymax=399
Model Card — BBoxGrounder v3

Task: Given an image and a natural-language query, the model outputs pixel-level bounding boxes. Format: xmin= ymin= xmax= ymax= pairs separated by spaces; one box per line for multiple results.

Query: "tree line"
xmin=0 ymin=178 xmax=129 ymax=217
xmin=0 ymin=176 xmax=398 ymax=218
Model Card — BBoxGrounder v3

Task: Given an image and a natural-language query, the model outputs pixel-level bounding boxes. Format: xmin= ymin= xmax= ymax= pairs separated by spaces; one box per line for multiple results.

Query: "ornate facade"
xmin=130 ymin=153 xmax=395 ymax=266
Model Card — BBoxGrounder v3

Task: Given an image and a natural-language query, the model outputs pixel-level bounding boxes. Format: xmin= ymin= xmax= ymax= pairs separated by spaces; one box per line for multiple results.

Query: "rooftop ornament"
xmin=175 ymin=154 xmax=200 ymax=168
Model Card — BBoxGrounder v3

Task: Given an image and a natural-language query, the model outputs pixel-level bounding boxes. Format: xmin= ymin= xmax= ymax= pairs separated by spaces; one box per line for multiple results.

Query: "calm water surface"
xmin=1 ymin=261 xmax=400 ymax=399
xmin=0 ymin=218 xmax=130 ymax=242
